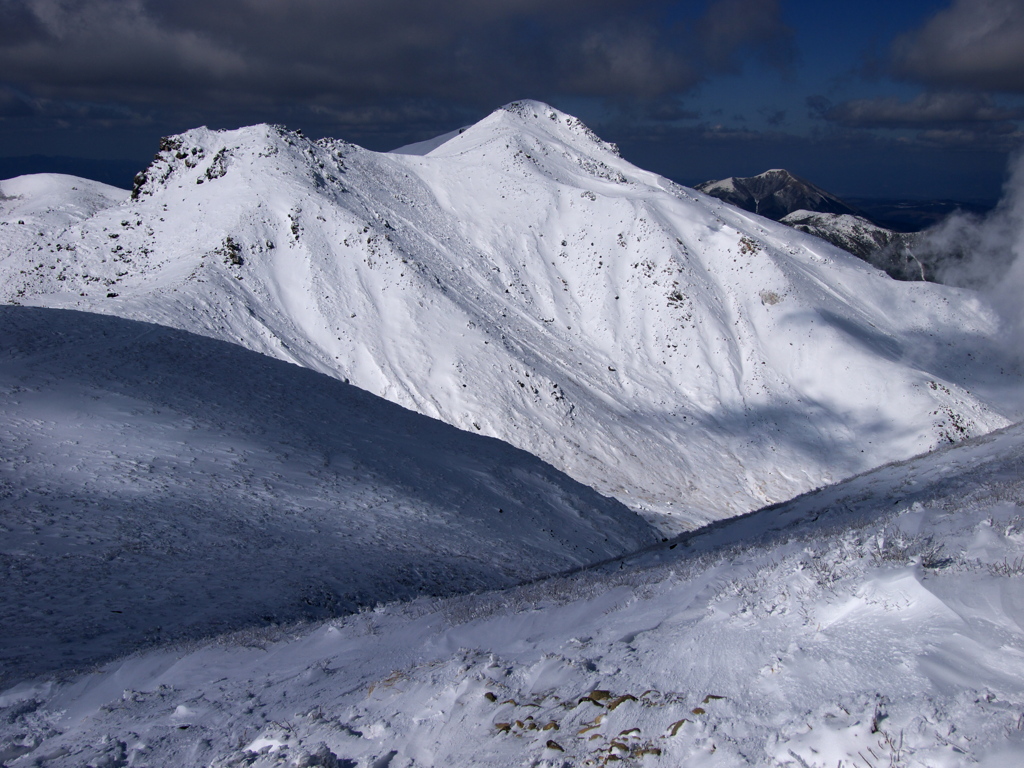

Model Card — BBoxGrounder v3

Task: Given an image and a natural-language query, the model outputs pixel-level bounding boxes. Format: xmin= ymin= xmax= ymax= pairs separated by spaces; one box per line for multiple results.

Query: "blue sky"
xmin=1 ymin=0 xmax=1021 ymax=200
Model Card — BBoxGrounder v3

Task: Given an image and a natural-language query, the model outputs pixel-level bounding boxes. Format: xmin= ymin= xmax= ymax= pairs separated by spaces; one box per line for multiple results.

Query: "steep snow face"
xmin=390 ymin=126 xmax=468 ymax=156
xmin=5 ymin=420 xmax=1024 ymax=767
xmin=0 ymin=101 xmax=1016 ymax=530
xmin=0 ymin=306 xmax=656 ymax=683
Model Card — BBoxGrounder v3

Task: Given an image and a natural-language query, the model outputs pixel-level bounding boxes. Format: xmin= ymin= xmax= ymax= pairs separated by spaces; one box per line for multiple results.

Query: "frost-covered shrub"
xmin=988 ymin=555 xmax=1024 ymax=577
xmin=869 ymin=527 xmax=948 ymax=568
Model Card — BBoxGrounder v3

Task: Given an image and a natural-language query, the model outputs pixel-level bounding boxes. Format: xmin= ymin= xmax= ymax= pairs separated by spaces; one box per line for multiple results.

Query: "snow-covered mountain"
xmin=0 ymin=305 xmax=656 ymax=685
xmin=3 ymin=100 xmax=1024 ymax=767
xmin=780 ymin=210 xmax=924 ymax=280
xmin=695 ymin=172 xmax=938 ymax=282
xmin=695 ymin=168 xmax=862 ymax=221
xmin=5 ymin=416 xmax=1023 ymax=767
xmin=0 ymin=101 xmax=1018 ymax=531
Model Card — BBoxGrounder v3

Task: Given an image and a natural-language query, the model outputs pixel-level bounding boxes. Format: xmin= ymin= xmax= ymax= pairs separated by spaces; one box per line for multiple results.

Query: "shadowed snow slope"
xmin=1 ymin=101 xmax=1019 ymax=531
xmin=0 ymin=306 xmax=656 ymax=684
xmin=3 ymin=420 xmax=1023 ymax=766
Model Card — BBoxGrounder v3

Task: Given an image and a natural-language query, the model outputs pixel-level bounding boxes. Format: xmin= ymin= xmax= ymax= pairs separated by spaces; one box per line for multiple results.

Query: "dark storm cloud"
xmin=695 ymin=0 xmax=794 ymax=73
xmin=758 ymin=107 xmax=786 ymax=126
xmin=642 ymin=98 xmax=701 ymax=122
xmin=891 ymin=0 xmax=1024 ymax=93
xmin=0 ymin=0 xmax=793 ymax=111
xmin=0 ymin=85 xmax=37 ymax=117
xmin=814 ymin=92 xmax=1024 ymax=128
xmin=808 ymin=92 xmax=1024 ymax=152
xmin=0 ymin=0 xmax=46 ymax=44
xmin=556 ymin=23 xmax=698 ymax=98
xmin=914 ymin=126 xmax=1024 ymax=151
xmin=0 ymin=0 xmax=250 ymax=99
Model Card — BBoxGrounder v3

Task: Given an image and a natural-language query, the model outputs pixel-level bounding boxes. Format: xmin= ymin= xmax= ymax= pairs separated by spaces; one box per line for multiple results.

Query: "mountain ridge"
xmin=780 ymin=209 xmax=925 ymax=280
xmin=1 ymin=100 xmax=1018 ymax=531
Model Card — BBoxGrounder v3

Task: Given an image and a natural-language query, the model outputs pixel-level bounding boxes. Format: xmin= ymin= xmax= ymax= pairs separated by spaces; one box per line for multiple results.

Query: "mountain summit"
xmin=695 ymin=168 xmax=862 ymax=221
xmin=1 ymin=101 xmax=1016 ymax=531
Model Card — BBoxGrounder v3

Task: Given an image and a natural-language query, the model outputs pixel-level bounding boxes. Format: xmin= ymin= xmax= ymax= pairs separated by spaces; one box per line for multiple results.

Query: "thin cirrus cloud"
xmin=890 ymin=0 xmax=1024 ymax=93
xmin=0 ymin=0 xmax=793 ymax=110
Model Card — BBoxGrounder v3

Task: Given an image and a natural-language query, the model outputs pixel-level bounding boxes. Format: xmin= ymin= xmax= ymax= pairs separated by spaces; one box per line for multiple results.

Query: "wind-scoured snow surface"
xmin=2 ymin=101 xmax=1018 ymax=531
xmin=0 ymin=306 xmax=656 ymax=685
xmin=3 ymin=421 xmax=1023 ymax=767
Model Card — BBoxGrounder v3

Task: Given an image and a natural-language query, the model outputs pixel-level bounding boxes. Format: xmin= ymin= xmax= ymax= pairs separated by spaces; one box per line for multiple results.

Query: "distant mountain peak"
xmin=696 ymin=168 xmax=860 ymax=221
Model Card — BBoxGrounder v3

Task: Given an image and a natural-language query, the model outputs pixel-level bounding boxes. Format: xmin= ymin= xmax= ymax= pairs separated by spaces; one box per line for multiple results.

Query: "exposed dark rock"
xmin=695 ymin=169 xmax=861 ymax=221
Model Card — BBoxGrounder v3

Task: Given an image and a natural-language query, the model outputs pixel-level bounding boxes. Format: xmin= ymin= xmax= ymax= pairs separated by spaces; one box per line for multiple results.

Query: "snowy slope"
xmin=0 ymin=174 xmax=125 ymax=295
xmin=4 ymin=420 xmax=1023 ymax=767
xmin=781 ymin=210 xmax=924 ymax=280
xmin=0 ymin=101 xmax=1017 ymax=531
xmin=0 ymin=174 xmax=125 ymax=225
xmin=390 ymin=127 xmax=468 ymax=156
xmin=0 ymin=305 xmax=656 ymax=685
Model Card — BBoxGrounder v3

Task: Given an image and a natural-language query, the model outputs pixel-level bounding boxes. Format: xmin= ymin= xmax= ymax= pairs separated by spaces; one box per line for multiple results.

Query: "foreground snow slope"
xmin=0 ymin=306 xmax=656 ymax=685
xmin=4 ymin=421 xmax=1023 ymax=767
xmin=1 ymin=102 xmax=1017 ymax=530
